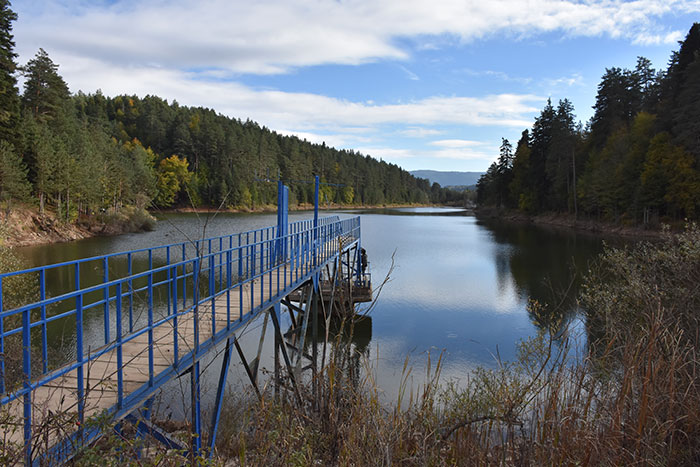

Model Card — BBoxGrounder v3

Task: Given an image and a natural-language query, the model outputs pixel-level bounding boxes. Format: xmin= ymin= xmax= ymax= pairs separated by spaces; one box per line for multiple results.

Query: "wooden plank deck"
xmin=1 ymin=264 xmax=302 ymax=451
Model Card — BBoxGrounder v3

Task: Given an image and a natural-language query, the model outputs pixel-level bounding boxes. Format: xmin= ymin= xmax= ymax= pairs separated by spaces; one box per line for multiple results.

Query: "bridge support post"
xmin=132 ymin=397 xmax=155 ymax=460
xmin=189 ymin=360 xmax=202 ymax=462
xmin=312 ymin=274 xmax=319 ymax=405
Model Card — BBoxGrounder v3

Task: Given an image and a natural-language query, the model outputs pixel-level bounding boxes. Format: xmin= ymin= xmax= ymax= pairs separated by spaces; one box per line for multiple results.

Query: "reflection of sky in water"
xmin=16 ymin=207 xmax=609 ymax=408
xmin=356 ymin=211 xmax=528 ymax=395
xmin=354 ymin=207 xmax=606 ymax=398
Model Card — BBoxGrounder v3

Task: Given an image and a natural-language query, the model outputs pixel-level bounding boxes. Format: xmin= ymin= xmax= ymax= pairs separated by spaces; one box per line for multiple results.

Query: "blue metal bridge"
xmin=0 ymin=183 xmax=368 ymax=464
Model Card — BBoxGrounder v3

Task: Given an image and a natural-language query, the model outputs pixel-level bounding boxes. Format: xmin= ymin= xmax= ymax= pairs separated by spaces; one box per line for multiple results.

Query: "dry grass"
xmin=213 ymin=225 xmax=700 ymax=466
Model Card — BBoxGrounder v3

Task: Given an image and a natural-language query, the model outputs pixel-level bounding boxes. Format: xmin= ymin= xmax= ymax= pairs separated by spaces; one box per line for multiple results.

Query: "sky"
xmin=12 ymin=1 xmax=700 ymax=172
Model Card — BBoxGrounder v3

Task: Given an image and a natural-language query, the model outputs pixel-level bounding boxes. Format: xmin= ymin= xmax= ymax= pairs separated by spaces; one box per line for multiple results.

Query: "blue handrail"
xmin=0 ymin=214 xmax=361 ymax=462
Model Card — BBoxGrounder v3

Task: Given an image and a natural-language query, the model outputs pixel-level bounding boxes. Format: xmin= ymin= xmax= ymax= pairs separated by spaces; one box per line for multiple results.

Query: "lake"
xmin=14 ymin=207 xmax=616 ymax=413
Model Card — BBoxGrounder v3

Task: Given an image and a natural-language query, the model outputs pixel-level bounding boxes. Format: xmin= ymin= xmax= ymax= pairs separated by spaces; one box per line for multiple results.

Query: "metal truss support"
xmin=293 ymin=279 xmax=315 ymax=379
xmin=270 ymin=303 xmax=302 ymax=404
xmin=311 ymin=276 xmax=319 ymax=404
xmin=125 ymin=412 xmax=186 ymax=452
xmin=208 ymin=336 xmax=234 ymax=458
xmin=234 ymin=339 xmax=262 ymax=399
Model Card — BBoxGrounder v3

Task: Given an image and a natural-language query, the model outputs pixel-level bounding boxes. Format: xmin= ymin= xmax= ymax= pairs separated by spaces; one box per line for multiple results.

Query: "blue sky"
xmin=12 ymin=0 xmax=700 ymax=172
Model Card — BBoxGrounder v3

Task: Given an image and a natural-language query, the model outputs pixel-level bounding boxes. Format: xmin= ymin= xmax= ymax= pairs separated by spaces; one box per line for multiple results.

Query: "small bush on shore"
xmin=97 ymin=206 xmax=156 ymax=233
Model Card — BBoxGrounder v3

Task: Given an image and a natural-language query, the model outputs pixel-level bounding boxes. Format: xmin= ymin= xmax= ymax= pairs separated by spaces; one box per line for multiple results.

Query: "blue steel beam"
xmin=209 ymin=336 xmax=234 ymax=458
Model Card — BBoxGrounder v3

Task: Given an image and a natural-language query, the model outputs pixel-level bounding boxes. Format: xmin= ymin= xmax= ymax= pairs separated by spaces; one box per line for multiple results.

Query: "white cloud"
xmin=399 ymin=127 xmax=444 ymax=138
xmin=14 ymin=0 xmax=695 ymax=172
xmin=632 ymin=30 xmax=685 ymax=46
xmin=15 ymin=0 xmax=698 ymax=75
xmin=358 ymin=144 xmax=498 ymax=164
xmin=31 ymin=55 xmax=542 ymax=132
xmin=399 ymin=65 xmax=420 ymax=81
xmin=430 ymin=139 xmax=486 ymax=149
xmin=275 ymin=129 xmax=373 ymax=148
xmin=357 ymin=147 xmax=417 ymax=161
xmin=545 ymin=73 xmax=584 ymax=88
xmin=459 ymin=69 xmax=533 ymax=85
xmin=430 ymin=148 xmax=497 ymax=161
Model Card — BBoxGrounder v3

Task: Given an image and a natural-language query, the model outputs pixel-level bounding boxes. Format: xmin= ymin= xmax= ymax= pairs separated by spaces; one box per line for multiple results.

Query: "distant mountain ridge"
xmin=410 ymin=170 xmax=484 ymax=188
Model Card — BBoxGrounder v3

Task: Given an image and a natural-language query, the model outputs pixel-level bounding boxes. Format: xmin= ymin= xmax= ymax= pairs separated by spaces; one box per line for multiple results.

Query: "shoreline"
xmin=475 ymin=207 xmax=664 ymax=239
xmin=4 ymin=203 xmax=670 ymax=249
xmin=157 ymin=201 xmax=443 ymax=215
xmin=1 ymin=203 xmax=443 ymax=248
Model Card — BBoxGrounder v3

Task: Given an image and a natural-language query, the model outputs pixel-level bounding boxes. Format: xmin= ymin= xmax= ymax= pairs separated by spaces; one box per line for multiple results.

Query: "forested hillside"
xmin=477 ymin=23 xmax=700 ymax=225
xmin=0 ymin=2 xmax=459 ymax=226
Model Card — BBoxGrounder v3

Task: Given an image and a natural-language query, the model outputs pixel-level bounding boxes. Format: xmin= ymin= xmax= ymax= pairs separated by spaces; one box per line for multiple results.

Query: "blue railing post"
xmin=193 ymin=257 xmax=200 ymax=353
xmin=209 ymin=252 xmax=215 ymax=337
xmin=127 ymin=252 xmax=134 ymax=333
xmin=166 ymin=246 xmax=171 ymax=316
xmin=39 ymin=269 xmax=47 ymax=374
xmin=356 ymin=217 xmax=362 ymax=283
xmin=182 ymin=244 xmax=187 ymax=307
xmin=103 ymin=257 xmax=110 ymax=344
xmin=147 ymin=272 xmax=154 ymax=387
xmin=219 ymin=237 xmax=224 ymax=290
xmin=252 ymin=231 xmax=257 ymax=277
xmin=22 ymin=294 xmax=32 ymax=465
xmin=75 ymin=263 xmax=85 ymax=437
xmin=115 ymin=282 xmax=124 ymax=409
xmin=238 ymin=241 xmax=243 ymax=321
xmin=226 ymin=249 xmax=232 ymax=326
xmin=172 ymin=263 xmax=179 ymax=367
xmin=245 ymin=232 xmax=250 ymax=279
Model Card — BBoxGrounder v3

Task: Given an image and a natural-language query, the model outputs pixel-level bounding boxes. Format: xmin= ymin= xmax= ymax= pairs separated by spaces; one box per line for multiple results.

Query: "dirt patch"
xmin=0 ymin=208 xmax=90 ymax=247
xmin=0 ymin=206 xmax=156 ymax=248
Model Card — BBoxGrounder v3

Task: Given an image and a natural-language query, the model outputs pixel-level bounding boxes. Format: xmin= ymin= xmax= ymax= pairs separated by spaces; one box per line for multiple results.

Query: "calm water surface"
xmin=15 ymin=208 xmax=617 ymax=409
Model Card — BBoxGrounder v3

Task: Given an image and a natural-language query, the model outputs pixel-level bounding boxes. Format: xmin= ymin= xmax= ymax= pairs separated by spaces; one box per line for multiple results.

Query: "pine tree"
xmin=510 ymin=130 xmax=534 ymax=212
xmin=0 ymin=0 xmax=20 ymax=145
xmin=495 ymin=138 xmax=514 ymax=207
xmin=671 ymin=24 xmax=700 ymax=160
xmin=546 ymin=99 xmax=577 ymax=211
xmin=530 ymin=99 xmax=556 ymax=210
xmin=21 ymin=48 xmax=70 ymax=123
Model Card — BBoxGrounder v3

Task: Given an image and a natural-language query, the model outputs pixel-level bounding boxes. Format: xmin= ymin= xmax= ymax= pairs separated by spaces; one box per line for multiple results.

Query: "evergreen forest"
xmin=0 ymin=1 xmax=460 ymax=225
xmin=477 ymin=23 xmax=700 ymax=225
